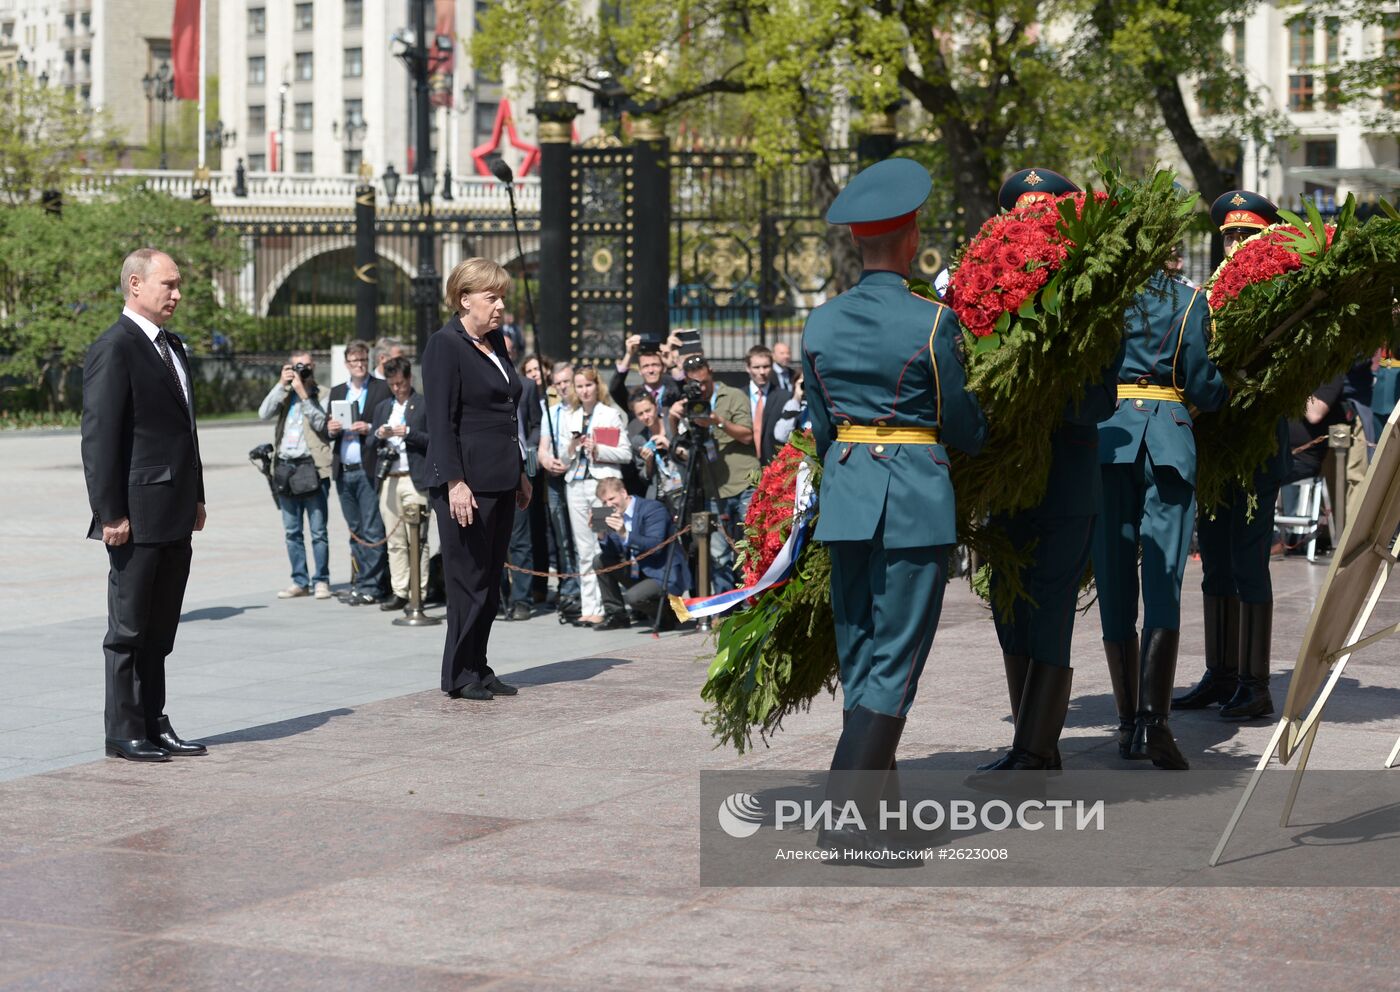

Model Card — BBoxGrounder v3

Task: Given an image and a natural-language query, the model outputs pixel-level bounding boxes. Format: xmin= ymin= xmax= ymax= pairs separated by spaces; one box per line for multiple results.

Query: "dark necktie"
xmin=155 ymin=329 xmax=189 ymax=411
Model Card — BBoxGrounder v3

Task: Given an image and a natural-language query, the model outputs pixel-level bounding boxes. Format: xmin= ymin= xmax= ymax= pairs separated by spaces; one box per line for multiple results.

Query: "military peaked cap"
xmin=998 ymin=168 xmax=1080 ymax=212
xmin=827 ymin=158 xmax=932 ymax=236
xmin=1210 ymin=189 xmax=1282 ymax=233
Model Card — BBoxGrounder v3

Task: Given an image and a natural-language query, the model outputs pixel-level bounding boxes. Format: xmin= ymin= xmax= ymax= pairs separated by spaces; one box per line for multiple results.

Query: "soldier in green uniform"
xmin=1176 ymin=191 xmax=1290 ymax=722
xmin=975 ymin=168 xmax=1123 ymax=774
xmin=1091 ymin=227 xmax=1228 ymax=770
xmin=802 ymin=158 xmax=987 ymax=855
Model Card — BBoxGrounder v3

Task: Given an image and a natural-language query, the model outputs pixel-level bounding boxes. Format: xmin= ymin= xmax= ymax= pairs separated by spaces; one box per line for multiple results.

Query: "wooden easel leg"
xmin=1210 ymin=718 xmax=1290 ymax=867
xmin=1385 ymin=734 xmax=1400 ymax=770
xmin=1280 ymin=721 xmax=1320 ymax=827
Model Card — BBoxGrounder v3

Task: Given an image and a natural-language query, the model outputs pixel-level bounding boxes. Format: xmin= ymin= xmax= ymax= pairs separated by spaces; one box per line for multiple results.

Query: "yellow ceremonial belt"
xmin=1380 ymin=359 xmax=1400 ymax=369
xmin=835 ymin=425 xmax=941 ymax=444
xmin=1117 ymin=384 xmax=1185 ymax=402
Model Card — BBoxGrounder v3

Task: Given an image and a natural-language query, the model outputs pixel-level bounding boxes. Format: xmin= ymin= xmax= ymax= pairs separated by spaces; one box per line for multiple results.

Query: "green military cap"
xmin=827 ymin=158 xmax=932 ymax=235
xmin=1210 ymin=189 xmax=1282 ymax=233
xmin=997 ymin=167 xmax=1079 ymax=212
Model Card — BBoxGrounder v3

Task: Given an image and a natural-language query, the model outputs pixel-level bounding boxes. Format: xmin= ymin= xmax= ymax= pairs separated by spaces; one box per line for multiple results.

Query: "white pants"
xmin=566 ymin=477 xmax=602 ymax=616
xmin=379 ymin=474 xmax=429 ymax=598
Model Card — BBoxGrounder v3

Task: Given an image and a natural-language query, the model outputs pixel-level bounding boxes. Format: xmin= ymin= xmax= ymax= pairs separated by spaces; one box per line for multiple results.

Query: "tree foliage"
xmin=0 ymin=186 xmax=246 ymax=411
xmin=0 ymin=72 xmax=121 ymax=206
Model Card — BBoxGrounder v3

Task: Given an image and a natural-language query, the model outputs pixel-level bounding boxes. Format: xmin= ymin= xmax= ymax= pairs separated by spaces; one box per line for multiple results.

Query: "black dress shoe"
xmin=153 ymin=716 xmax=207 ymax=756
xmin=379 ymin=595 xmax=408 ymax=612
xmin=509 ymin=601 xmax=532 ymax=622
xmin=345 ymin=591 xmax=379 ymax=606
xmin=484 ymin=675 xmax=518 ymax=696
xmin=594 ymin=613 xmax=632 ymax=631
xmin=448 ymin=685 xmax=494 ymax=701
xmin=106 ymin=738 xmax=171 ymax=762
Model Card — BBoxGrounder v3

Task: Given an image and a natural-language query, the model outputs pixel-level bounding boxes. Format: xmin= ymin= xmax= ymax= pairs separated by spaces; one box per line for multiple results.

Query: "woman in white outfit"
xmin=541 ymin=366 xmax=631 ymax=624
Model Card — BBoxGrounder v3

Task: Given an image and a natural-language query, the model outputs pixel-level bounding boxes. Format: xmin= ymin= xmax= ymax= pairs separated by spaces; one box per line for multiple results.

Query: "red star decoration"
xmin=471 ymin=98 xmax=544 ymax=177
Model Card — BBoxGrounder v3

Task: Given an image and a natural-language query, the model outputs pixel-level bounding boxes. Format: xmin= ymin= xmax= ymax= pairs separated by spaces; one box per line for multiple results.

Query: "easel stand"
xmin=1211 ymin=407 xmax=1400 ymax=866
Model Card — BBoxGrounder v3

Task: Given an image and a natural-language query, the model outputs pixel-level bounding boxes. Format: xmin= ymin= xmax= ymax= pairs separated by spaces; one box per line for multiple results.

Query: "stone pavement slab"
xmin=4 ymin=424 xmax=1400 ymax=989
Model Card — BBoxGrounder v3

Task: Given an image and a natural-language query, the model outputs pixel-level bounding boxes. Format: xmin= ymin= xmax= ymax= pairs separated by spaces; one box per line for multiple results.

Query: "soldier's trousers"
xmin=1198 ymin=479 xmax=1279 ymax=605
xmin=1092 ymin=448 xmax=1195 ymax=642
xmin=828 ymin=538 xmax=949 ymax=718
xmin=990 ymin=510 xmax=1097 ymax=668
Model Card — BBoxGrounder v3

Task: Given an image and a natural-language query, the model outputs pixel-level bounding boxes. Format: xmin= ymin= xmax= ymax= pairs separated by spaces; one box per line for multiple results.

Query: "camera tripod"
xmin=651 ymin=425 xmax=724 ymax=634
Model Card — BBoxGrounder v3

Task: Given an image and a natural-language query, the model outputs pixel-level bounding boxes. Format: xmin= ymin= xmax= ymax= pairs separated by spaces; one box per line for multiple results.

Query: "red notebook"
xmin=592 ymin=426 xmax=621 ymax=448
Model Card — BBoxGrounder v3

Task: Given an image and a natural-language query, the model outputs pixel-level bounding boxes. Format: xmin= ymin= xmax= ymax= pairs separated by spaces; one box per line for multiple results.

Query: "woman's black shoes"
xmin=448 ymin=685 xmax=494 ymax=701
xmin=484 ymin=675 xmax=518 ymax=696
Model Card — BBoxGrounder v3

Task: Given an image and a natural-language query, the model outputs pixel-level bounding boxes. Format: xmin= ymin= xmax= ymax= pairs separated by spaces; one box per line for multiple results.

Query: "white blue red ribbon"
xmin=672 ymin=461 xmax=816 ymax=621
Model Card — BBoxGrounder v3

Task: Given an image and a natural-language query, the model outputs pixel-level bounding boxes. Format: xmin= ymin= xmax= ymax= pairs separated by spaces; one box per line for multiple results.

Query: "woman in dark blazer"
xmin=423 ymin=258 xmax=532 ymax=701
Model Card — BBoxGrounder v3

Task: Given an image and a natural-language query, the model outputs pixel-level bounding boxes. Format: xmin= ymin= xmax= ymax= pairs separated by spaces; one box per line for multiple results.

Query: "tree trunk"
xmin=807 ymin=159 xmax=862 ymax=294
xmin=1154 ymin=73 xmax=1228 ymax=271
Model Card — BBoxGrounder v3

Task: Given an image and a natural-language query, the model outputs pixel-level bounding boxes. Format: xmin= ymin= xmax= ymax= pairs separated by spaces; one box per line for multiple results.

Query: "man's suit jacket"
xmin=602 ymin=495 xmax=691 ymax=595
xmin=608 ymin=368 xmax=680 ymax=415
xmin=422 ymin=315 xmax=525 ymax=493
xmin=756 ymin=385 xmax=793 ymax=464
xmin=328 ymin=377 xmax=392 ymax=481
xmin=81 ymin=314 xmax=204 ymax=544
xmin=367 ymin=390 xmax=432 ymax=493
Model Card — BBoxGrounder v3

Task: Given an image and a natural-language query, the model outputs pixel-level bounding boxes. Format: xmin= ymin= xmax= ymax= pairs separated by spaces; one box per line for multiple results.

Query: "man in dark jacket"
xmin=367 ymin=356 xmax=431 ymax=612
xmin=81 ymin=247 xmax=208 ymax=762
xmin=326 ymin=339 xmax=393 ymax=605
xmin=592 ymin=477 xmax=692 ymax=630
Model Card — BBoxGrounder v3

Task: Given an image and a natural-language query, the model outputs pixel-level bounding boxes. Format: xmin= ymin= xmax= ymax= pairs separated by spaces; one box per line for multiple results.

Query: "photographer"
xmin=326 ymin=340 xmax=392 ymax=607
xmin=258 ymin=351 xmax=333 ymax=600
xmin=628 ymin=388 xmax=683 ymax=505
xmin=592 ymin=477 xmax=691 ymax=630
xmin=668 ymin=354 xmax=759 ymax=593
xmin=610 ymin=333 xmax=682 ymax=413
xmin=366 ymin=356 xmax=430 ymax=612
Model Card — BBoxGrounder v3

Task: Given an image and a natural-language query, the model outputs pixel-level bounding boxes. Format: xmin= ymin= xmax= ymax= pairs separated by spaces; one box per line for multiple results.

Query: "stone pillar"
xmin=532 ymin=91 xmax=580 ymax=362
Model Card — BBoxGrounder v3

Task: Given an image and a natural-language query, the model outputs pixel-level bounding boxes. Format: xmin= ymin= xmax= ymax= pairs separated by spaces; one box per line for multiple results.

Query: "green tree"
xmin=0 ymin=71 xmax=121 ymax=205
xmin=0 ymin=186 xmax=246 ymax=411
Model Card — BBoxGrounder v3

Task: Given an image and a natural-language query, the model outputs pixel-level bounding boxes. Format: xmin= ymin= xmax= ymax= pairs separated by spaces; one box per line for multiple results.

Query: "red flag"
xmin=428 ymin=0 xmax=456 ymax=108
xmin=171 ymin=0 xmax=200 ymax=100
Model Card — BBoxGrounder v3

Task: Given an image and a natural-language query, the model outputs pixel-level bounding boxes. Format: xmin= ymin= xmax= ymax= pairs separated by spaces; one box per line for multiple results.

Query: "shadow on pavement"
xmin=203 ymin=707 xmax=354 ymax=744
xmin=181 ymin=604 xmax=269 ymax=623
xmin=511 ymin=656 xmax=634 ymax=686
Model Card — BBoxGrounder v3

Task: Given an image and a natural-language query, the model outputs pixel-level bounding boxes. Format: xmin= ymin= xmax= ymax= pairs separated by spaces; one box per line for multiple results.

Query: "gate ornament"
xmin=696 ymin=234 xmax=752 ymax=306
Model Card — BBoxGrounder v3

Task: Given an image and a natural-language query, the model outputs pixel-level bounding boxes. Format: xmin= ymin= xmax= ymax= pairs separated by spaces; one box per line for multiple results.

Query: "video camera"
xmin=248 ymin=443 xmax=280 ymax=506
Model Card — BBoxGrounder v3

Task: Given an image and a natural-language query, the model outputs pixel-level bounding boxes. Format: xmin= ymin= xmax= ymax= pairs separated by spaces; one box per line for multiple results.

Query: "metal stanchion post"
xmin=393 ymin=502 xmax=442 ymax=627
xmin=692 ymin=510 xmax=713 ymax=632
xmin=1328 ymin=423 xmax=1351 ymax=542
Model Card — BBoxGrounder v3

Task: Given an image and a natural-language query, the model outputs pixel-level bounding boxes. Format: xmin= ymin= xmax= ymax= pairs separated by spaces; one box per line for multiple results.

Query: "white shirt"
xmin=621 ymin=496 xmax=636 ymax=543
xmin=386 ymin=399 xmax=410 ymax=473
xmin=123 ymin=306 xmax=190 ymax=408
xmin=339 ymin=378 xmax=367 ymax=466
xmin=465 ymin=329 xmax=509 ymax=383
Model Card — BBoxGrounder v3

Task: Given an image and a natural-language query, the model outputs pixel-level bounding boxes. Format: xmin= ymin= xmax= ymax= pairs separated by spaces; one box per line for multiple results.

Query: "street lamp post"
xmin=332 ymin=117 xmax=368 ymax=174
xmin=395 ymin=0 xmax=440 ymax=353
xmin=141 ymin=60 xmax=175 ymax=170
xmin=205 ymin=119 xmax=237 ymax=168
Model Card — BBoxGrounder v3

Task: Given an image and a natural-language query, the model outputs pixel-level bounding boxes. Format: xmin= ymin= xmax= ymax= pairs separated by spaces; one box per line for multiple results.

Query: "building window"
xmin=1304 ymin=140 xmax=1337 ymax=169
xmin=295 ymin=51 xmax=313 ymax=81
xmin=295 ymin=102 xmax=313 ymax=130
xmin=295 ymin=3 xmax=313 ymax=31
xmin=344 ymin=47 xmax=363 ymax=78
xmin=344 ymin=98 xmax=364 ymax=126
xmin=295 ymin=151 xmax=314 ymax=173
xmin=1288 ymin=74 xmax=1315 ymax=112
xmin=345 ymin=0 xmax=363 ymax=27
xmin=249 ymin=104 xmax=266 ymax=133
xmin=474 ymin=101 xmax=500 ymax=146
xmin=1324 ymin=17 xmax=1340 ymax=64
xmin=248 ymin=55 xmax=265 ymax=85
xmin=1227 ymin=21 xmax=1244 ymax=62
xmin=1288 ymin=18 xmax=1313 ymax=66
xmin=344 ymin=149 xmax=363 ymax=174
xmin=248 ymin=153 xmax=266 ymax=171
xmin=248 ymin=6 xmax=265 ymax=35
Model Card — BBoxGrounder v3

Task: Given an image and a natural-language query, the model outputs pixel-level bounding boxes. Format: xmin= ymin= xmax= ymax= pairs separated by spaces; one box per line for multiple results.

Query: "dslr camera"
xmin=292 ymin=362 xmax=314 ymax=381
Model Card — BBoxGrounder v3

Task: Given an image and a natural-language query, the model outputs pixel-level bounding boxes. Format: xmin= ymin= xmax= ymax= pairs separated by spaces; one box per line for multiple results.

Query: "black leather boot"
xmin=976 ymin=654 xmax=1028 ymax=771
xmin=968 ymin=661 xmax=1073 ymax=775
xmin=1103 ymin=639 xmax=1141 ymax=760
xmin=818 ymin=705 xmax=917 ymax=866
xmin=1174 ymin=594 xmax=1239 ymax=708
xmin=1129 ymin=628 xmax=1189 ymax=769
xmin=152 ymin=716 xmax=208 ymax=756
xmin=1221 ymin=601 xmax=1274 ymax=720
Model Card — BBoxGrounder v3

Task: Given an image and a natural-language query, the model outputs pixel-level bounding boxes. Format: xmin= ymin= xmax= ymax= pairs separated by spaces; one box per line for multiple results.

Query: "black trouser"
xmin=504 ymin=493 xmax=535 ymax=606
xmin=596 ymin=543 xmax=665 ymax=620
xmin=432 ymin=487 xmax=515 ymax=692
xmin=103 ymin=539 xmax=192 ymax=740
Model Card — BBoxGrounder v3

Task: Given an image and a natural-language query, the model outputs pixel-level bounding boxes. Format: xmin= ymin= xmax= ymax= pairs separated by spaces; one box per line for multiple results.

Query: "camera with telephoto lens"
xmin=673 ymin=378 xmax=719 ymax=464
xmin=374 ymin=451 xmax=396 ymax=487
xmin=293 ymin=362 xmax=313 ymax=381
xmin=679 ymin=377 xmax=710 ymax=422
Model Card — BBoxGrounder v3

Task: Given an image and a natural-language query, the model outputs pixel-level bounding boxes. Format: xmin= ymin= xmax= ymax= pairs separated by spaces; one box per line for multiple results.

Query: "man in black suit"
xmin=592 ymin=478 xmax=692 ymax=629
xmin=326 ymin=339 xmax=393 ymax=605
xmin=367 ymin=355 xmax=432 ymax=612
xmin=81 ymin=248 xmax=208 ymax=763
xmin=744 ymin=344 xmax=793 ymax=464
xmin=503 ymin=372 xmax=545 ymax=620
xmin=609 ymin=333 xmax=682 ymax=413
